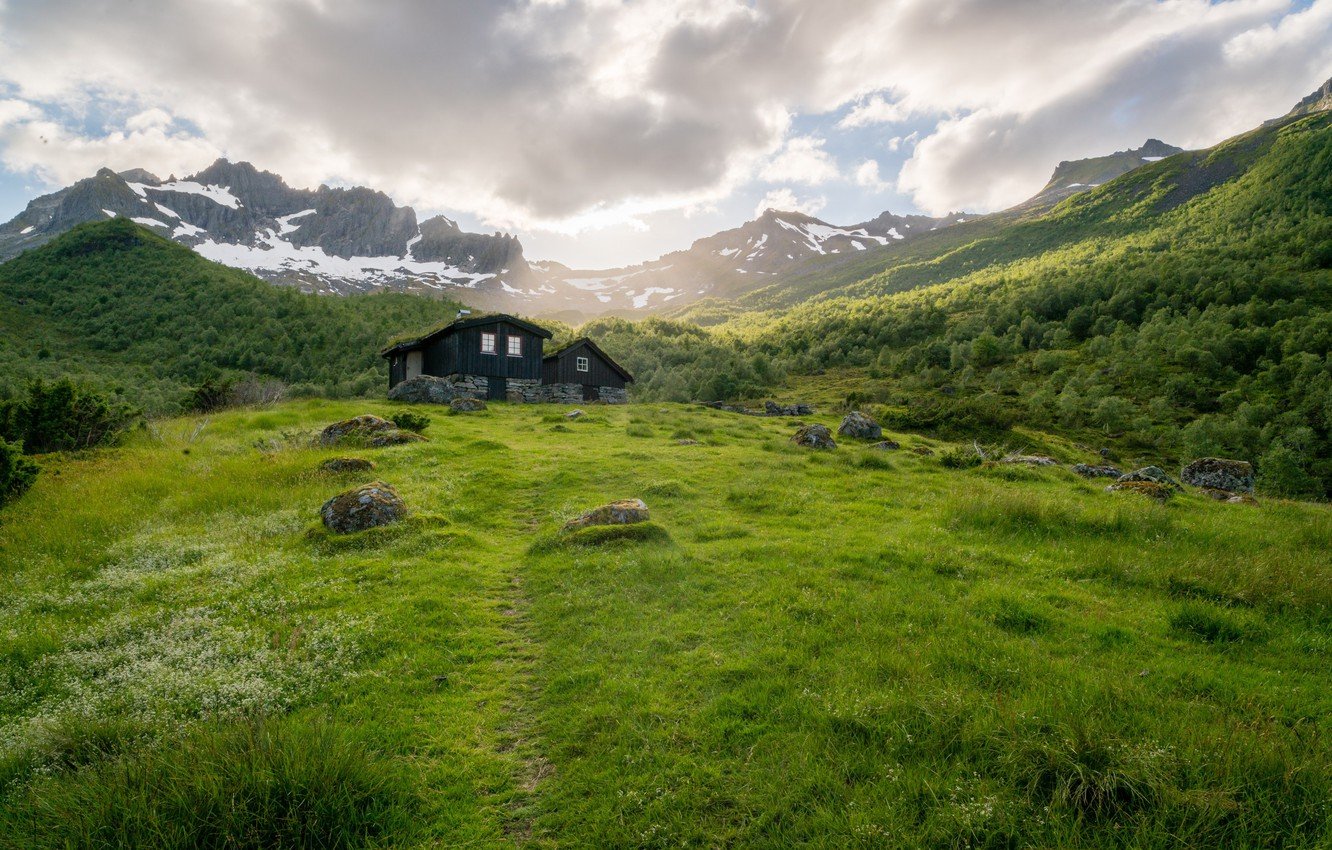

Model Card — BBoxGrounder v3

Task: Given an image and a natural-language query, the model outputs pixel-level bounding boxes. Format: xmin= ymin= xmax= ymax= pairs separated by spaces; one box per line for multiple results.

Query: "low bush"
xmin=940 ymin=445 xmax=983 ymax=469
xmin=390 ymin=410 xmax=431 ymax=434
xmin=0 ymin=436 xmax=39 ymax=507
xmin=0 ymin=378 xmax=138 ymax=453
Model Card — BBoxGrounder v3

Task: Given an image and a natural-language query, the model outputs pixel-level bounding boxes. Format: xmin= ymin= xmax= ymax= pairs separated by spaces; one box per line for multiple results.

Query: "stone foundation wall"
xmin=599 ymin=387 xmax=628 ymax=405
xmin=506 ymin=378 xmax=543 ymax=404
xmin=541 ymin=383 xmax=585 ymax=404
xmin=445 ymin=373 xmax=490 ymax=399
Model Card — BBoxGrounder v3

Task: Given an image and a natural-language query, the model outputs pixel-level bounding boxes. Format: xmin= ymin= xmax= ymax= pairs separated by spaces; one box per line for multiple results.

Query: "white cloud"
xmin=754 ymin=187 xmax=826 ymax=218
xmin=760 ymin=135 xmax=839 ymax=185
xmin=0 ymin=0 xmax=1327 ymax=236
xmin=854 ymin=159 xmax=892 ymax=193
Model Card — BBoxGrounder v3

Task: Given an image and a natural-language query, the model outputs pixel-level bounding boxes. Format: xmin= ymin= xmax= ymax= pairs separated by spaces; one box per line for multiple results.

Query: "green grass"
xmin=1 ymin=400 xmax=1329 ymax=847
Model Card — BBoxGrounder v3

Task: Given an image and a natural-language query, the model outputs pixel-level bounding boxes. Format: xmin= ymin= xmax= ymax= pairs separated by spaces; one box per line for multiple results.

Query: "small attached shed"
xmin=542 ymin=337 xmax=633 ymax=403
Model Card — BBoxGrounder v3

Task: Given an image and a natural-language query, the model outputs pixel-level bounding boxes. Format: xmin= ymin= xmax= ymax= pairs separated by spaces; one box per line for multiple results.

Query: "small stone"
xmin=1106 ymin=480 xmax=1175 ymax=502
xmin=791 ymin=424 xmax=836 ymax=449
xmin=319 ymin=457 xmax=375 ymax=474
xmin=566 ymin=409 xmax=585 ymax=420
xmin=1181 ymin=457 xmax=1254 ymax=493
xmin=911 ymin=446 xmax=935 ymax=456
xmin=450 ymin=397 xmax=487 ymax=412
xmin=870 ymin=440 xmax=901 ymax=451
xmin=837 ymin=411 xmax=883 ymax=441
xmin=676 ymin=438 xmax=702 ymax=446
xmin=1073 ymin=463 xmax=1122 ymax=479
xmin=320 ymin=481 xmax=406 ymax=533
xmin=1117 ymin=466 xmax=1182 ymax=490
xmin=564 ymin=498 xmax=650 ymax=531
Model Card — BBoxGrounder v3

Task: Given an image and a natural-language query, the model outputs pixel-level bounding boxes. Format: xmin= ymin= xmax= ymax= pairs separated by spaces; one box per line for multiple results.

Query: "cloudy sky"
xmin=0 ymin=0 xmax=1329 ymax=267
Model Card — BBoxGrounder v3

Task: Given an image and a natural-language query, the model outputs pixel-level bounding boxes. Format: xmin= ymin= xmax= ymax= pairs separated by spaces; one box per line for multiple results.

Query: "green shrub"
xmin=390 ymin=410 xmax=430 ymax=434
xmin=939 ymin=445 xmax=983 ymax=469
xmin=0 ymin=436 xmax=38 ymax=507
xmin=1256 ymin=442 xmax=1322 ymax=499
xmin=0 ymin=716 xmax=415 ymax=850
xmin=186 ymin=377 xmax=236 ymax=413
xmin=0 ymin=378 xmax=137 ymax=454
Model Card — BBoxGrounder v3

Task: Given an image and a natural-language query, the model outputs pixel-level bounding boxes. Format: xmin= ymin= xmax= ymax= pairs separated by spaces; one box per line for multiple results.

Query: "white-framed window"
xmin=576 ymin=356 xmax=590 ymax=372
xmin=480 ymin=332 xmax=496 ymax=354
xmin=507 ymin=335 xmax=523 ymax=357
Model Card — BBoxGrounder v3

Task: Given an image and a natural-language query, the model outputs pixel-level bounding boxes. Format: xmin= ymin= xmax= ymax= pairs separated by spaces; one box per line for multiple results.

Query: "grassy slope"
xmin=1 ymin=400 xmax=1328 ymax=847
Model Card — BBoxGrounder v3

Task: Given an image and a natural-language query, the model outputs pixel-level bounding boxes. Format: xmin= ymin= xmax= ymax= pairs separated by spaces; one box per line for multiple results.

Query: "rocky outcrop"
xmin=791 ymin=424 xmax=836 ymax=449
xmin=766 ymin=401 xmax=813 ymax=416
xmin=564 ymin=498 xmax=650 ymax=531
xmin=837 ymin=411 xmax=882 ymax=441
xmin=1117 ymin=466 xmax=1182 ymax=490
xmin=388 ymin=375 xmax=465 ymax=404
xmin=1181 ymin=458 xmax=1254 ymax=493
xmin=320 ymin=481 xmax=405 ymax=533
xmin=319 ymin=457 xmax=375 ymax=474
xmin=450 ymin=397 xmax=487 ymax=412
xmin=318 ymin=415 xmax=426 ymax=448
xmin=1073 ymin=463 xmax=1122 ymax=479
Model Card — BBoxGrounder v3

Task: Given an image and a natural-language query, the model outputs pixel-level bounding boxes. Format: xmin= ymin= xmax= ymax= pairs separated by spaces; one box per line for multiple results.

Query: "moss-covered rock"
xmin=318 ymin=457 xmax=375 ymax=474
xmin=318 ymin=415 xmax=426 ymax=448
xmin=320 ymin=481 xmax=406 ymax=533
xmin=563 ymin=498 xmax=650 ymax=531
xmin=1106 ymin=480 xmax=1175 ymax=502
xmin=791 ymin=424 xmax=836 ymax=450
xmin=1182 ymin=457 xmax=1254 ymax=493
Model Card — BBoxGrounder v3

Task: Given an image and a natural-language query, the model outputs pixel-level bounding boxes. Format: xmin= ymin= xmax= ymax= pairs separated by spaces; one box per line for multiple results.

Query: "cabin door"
xmin=583 ymin=385 xmax=600 ymax=402
xmin=405 ymin=351 xmax=424 ymax=380
xmin=488 ymin=377 xmax=507 ymax=401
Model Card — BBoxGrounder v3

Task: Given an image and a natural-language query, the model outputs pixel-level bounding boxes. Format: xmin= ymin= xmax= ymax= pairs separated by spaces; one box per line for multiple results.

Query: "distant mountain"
xmin=0 ymin=159 xmax=530 ymax=298
xmin=523 ymin=207 xmax=966 ymax=314
xmin=1026 ymin=139 xmax=1184 ymax=207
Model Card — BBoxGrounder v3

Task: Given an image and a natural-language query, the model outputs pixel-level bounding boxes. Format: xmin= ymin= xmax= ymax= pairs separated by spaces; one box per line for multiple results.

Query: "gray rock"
xmin=319 ymin=457 xmax=375 ymax=474
xmin=1072 ymin=463 xmax=1122 ymax=479
xmin=766 ymin=401 xmax=813 ymax=416
xmin=1117 ymin=466 xmax=1182 ymax=490
xmin=388 ymin=375 xmax=463 ymax=404
xmin=564 ymin=498 xmax=650 ymax=531
xmin=565 ymin=409 xmax=585 ymax=420
xmin=791 ymin=424 xmax=836 ymax=449
xmin=1001 ymin=454 xmax=1057 ymax=467
xmin=320 ymin=481 xmax=405 ymax=533
xmin=870 ymin=440 xmax=901 ymax=451
xmin=837 ymin=411 xmax=883 ymax=441
xmin=1181 ymin=457 xmax=1254 ymax=493
xmin=450 ymin=397 xmax=487 ymax=412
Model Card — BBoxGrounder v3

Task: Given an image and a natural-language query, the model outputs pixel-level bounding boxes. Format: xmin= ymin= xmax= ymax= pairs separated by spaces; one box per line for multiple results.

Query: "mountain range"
xmin=0 ymin=131 xmax=1196 ymax=318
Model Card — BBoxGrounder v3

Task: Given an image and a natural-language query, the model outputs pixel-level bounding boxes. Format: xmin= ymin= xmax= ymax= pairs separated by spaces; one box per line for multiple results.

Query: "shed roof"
xmin=543 ymin=336 xmax=634 ymax=382
xmin=381 ymin=313 xmax=552 ymax=357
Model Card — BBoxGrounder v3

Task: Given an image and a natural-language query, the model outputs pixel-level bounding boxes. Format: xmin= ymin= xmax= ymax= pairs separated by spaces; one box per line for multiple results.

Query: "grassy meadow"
xmin=0 ymin=399 xmax=1329 ymax=848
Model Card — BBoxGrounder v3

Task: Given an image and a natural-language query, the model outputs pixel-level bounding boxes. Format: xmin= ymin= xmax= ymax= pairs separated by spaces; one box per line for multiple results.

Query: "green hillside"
xmin=601 ymin=111 xmax=1332 ymax=496
xmin=0 ymin=219 xmax=461 ymax=412
xmin=0 ymin=401 xmax=1328 ymax=847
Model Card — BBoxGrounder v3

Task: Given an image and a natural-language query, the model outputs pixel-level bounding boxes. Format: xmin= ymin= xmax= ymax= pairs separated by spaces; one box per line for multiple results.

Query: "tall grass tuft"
xmin=0 ymin=716 xmax=415 ymax=850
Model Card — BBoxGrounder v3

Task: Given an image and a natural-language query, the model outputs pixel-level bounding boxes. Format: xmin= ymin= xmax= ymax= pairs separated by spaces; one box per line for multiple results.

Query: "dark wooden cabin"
xmin=382 ymin=313 xmax=553 ymax=399
xmin=542 ymin=337 xmax=634 ymax=401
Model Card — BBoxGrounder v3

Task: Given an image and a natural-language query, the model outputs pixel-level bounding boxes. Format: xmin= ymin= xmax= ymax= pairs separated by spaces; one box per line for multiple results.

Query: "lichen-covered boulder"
xmin=564 ymin=498 xmax=650 ymax=531
xmin=1181 ymin=457 xmax=1254 ymax=493
xmin=1106 ymin=481 xmax=1175 ymax=503
xmin=319 ymin=457 xmax=375 ymax=474
xmin=450 ymin=397 xmax=487 ymax=413
xmin=870 ymin=440 xmax=901 ymax=451
xmin=387 ymin=375 xmax=463 ymax=404
xmin=319 ymin=415 xmax=426 ymax=448
xmin=791 ymin=424 xmax=836 ymax=449
xmin=1117 ymin=466 xmax=1182 ymax=490
xmin=1073 ymin=463 xmax=1122 ymax=479
xmin=837 ymin=411 xmax=883 ymax=441
xmin=320 ymin=481 xmax=406 ymax=533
